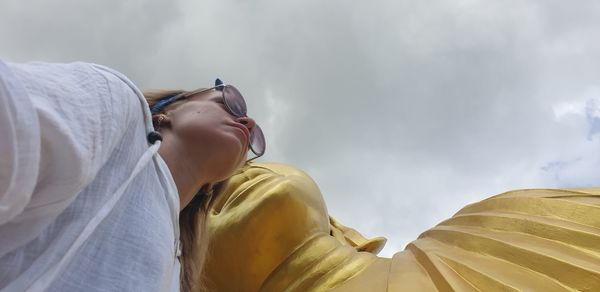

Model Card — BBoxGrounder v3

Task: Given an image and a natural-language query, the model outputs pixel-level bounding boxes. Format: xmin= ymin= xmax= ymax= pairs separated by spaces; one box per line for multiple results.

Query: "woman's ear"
xmin=152 ymin=114 xmax=171 ymax=131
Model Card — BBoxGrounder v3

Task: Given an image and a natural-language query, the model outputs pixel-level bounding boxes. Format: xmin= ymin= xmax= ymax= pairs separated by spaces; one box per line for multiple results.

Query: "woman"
xmin=0 ymin=59 xmax=264 ymax=291
xmin=145 ymin=81 xmax=265 ymax=292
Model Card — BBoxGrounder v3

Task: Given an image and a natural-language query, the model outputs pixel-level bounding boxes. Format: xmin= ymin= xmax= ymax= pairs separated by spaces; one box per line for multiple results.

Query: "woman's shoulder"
xmin=88 ymin=63 xmax=145 ymax=102
xmin=8 ymin=61 xmax=147 ymax=123
xmin=0 ymin=60 xmax=154 ymax=262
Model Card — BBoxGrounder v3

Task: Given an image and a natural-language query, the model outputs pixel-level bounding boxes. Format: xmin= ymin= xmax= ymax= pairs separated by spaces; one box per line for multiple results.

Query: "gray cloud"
xmin=2 ymin=0 xmax=600 ymax=257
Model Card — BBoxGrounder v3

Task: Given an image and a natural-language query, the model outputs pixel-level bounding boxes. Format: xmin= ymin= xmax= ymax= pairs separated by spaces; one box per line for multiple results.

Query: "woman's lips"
xmin=230 ymin=123 xmax=250 ymax=147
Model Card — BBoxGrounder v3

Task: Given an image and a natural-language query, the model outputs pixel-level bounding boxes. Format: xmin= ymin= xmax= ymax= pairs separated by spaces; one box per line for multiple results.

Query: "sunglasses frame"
xmin=151 ymin=80 xmax=265 ymax=161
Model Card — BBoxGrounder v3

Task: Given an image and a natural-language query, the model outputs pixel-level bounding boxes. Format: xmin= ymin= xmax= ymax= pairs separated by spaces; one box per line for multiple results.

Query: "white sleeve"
xmin=0 ymin=60 xmax=40 ymax=225
xmin=0 ymin=60 xmax=142 ymax=226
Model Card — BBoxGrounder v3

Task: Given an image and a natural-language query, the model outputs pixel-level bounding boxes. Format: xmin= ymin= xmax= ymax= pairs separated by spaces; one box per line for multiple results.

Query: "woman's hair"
xmin=144 ymin=89 xmax=212 ymax=292
xmin=179 ymin=186 xmax=215 ymax=292
xmin=143 ymin=89 xmax=185 ymax=109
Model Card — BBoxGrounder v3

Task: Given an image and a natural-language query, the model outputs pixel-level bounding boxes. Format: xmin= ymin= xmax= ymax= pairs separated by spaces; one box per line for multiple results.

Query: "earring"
xmin=153 ymin=115 xmax=166 ymax=131
xmin=158 ymin=116 xmax=165 ymax=130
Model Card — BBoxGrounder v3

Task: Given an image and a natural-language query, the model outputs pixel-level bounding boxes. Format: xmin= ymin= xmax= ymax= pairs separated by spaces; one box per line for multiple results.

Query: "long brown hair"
xmin=143 ymin=89 xmax=212 ymax=292
xmin=179 ymin=186 xmax=214 ymax=292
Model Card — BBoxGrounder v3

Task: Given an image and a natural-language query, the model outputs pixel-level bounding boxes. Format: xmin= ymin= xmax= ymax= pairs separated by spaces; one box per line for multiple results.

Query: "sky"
xmin=2 ymin=0 xmax=600 ymax=257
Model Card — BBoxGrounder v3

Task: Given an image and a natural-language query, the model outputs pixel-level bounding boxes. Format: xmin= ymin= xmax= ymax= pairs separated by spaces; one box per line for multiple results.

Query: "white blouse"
xmin=0 ymin=60 xmax=181 ymax=291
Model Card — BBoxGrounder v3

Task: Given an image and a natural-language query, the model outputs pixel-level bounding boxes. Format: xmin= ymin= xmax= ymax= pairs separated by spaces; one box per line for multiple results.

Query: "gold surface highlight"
xmin=198 ymin=163 xmax=600 ymax=291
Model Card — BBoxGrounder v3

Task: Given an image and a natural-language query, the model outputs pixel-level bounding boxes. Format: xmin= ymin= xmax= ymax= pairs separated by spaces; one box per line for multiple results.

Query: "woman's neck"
xmin=157 ymin=138 xmax=210 ymax=210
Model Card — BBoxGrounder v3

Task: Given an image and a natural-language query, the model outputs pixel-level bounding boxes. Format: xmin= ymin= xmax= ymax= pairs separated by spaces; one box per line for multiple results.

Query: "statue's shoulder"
xmin=203 ymin=162 xmax=333 ymax=291
xmin=212 ymin=162 xmax=329 ymax=223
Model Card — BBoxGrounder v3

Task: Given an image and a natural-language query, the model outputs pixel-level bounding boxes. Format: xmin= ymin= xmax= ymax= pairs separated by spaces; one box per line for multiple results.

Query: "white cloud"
xmin=553 ymin=101 xmax=586 ymax=120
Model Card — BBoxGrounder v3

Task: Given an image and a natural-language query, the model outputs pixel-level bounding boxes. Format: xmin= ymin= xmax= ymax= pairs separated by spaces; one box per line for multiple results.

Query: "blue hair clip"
xmin=150 ymin=94 xmax=178 ymax=114
xmin=215 ymin=78 xmax=225 ymax=91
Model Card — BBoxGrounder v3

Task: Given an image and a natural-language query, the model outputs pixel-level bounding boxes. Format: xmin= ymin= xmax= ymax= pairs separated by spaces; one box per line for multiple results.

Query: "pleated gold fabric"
xmin=199 ymin=163 xmax=600 ymax=291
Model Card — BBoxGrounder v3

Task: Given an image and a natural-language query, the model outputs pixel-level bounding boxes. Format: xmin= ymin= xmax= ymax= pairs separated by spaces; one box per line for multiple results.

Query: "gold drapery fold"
xmin=199 ymin=163 xmax=600 ymax=291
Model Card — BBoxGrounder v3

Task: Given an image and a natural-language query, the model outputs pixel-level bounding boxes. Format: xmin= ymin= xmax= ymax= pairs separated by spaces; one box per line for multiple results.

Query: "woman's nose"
xmin=236 ymin=116 xmax=256 ymax=132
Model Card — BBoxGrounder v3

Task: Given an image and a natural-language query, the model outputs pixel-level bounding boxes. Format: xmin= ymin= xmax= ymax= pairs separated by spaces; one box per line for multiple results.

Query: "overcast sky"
xmin=2 ymin=0 xmax=600 ymax=257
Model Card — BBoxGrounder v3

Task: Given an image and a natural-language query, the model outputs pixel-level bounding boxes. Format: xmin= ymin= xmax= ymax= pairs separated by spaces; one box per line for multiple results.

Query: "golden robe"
xmin=200 ymin=163 xmax=600 ymax=291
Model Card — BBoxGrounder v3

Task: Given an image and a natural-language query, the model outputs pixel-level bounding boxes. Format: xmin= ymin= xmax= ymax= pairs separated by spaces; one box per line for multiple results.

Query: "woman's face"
xmin=163 ymin=89 xmax=256 ymax=182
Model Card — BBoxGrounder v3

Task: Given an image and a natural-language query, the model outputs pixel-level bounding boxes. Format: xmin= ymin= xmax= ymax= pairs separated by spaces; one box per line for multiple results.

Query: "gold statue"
xmin=198 ymin=163 xmax=600 ymax=291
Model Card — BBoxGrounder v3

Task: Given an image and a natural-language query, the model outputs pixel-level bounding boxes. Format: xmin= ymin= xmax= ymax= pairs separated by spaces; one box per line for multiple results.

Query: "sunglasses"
xmin=150 ymin=79 xmax=266 ymax=161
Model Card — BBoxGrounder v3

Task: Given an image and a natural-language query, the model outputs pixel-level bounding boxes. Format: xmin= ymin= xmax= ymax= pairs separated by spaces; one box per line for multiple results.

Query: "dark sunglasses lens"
xmin=223 ymin=85 xmax=247 ymax=117
xmin=249 ymin=124 xmax=266 ymax=156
